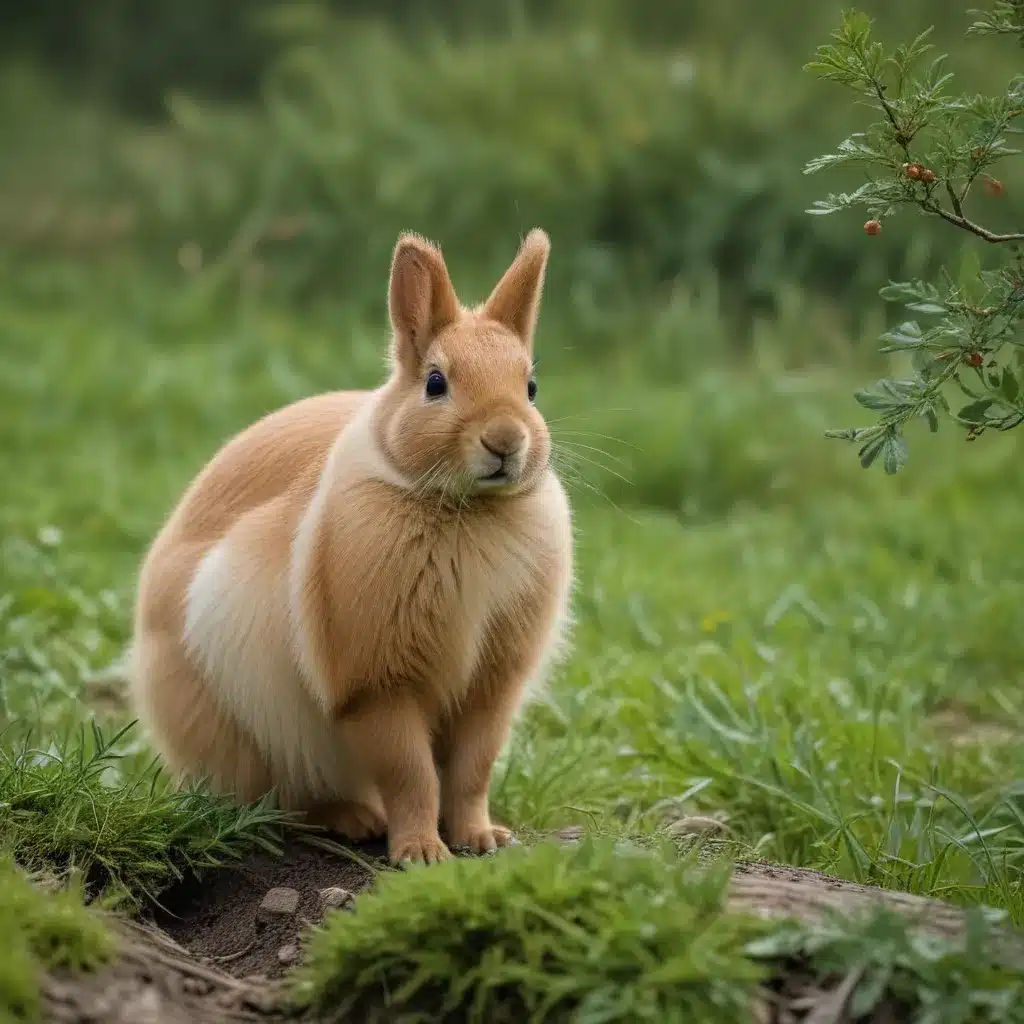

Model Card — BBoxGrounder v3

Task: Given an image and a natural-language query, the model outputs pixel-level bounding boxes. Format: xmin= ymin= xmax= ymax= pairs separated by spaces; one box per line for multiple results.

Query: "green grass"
xmin=746 ymin=903 xmax=1024 ymax=1023
xmin=1 ymin=261 xmax=1023 ymax=1013
xmin=0 ymin=722 xmax=288 ymax=907
xmin=293 ymin=837 xmax=1024 ymax=1023
xmin=293 ymin=838 xmax=769 ymax=1023
xmin=0 ymin=856 xmax=112 ymax=1024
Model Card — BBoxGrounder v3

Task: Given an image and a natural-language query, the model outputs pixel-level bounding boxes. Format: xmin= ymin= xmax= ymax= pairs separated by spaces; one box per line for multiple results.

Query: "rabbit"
xmin=128 ymin=228 xmax=574 ymax=865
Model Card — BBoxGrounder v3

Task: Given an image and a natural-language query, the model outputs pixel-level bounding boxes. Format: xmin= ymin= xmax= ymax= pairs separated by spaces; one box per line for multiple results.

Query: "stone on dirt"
xmin=318 ymin=886 xmax=355 ymax=915
xmin=257 ymin=887 xmax=300 ymax=925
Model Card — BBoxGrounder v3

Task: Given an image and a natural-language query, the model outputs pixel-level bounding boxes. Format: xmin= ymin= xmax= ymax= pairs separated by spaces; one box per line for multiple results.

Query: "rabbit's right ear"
xmin=388 ymin=233 xmax=460 ymax=370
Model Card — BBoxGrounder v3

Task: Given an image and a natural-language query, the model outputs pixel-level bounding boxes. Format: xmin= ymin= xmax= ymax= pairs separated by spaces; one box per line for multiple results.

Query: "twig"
xmin=945 ymin=180 xmax=965 ymax=219
xmin=804 ymin=962 xmax=868 ymax=1024
xmin=205 ymin=941 xmax=256 ymax=964
xmin=870 ymin=79 xmax=904 ymax=138
xmin=924 ymin=201 xmax=1024 ymax=242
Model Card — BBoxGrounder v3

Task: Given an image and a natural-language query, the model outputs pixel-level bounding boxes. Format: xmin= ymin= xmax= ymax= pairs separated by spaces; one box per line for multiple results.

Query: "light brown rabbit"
xmin=129 ymin=229 xmax=573 ymax=864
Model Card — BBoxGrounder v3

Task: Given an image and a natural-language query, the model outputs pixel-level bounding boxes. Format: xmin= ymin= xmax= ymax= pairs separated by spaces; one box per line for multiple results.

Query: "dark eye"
xmin=425 ymin=370 xmax=448 ymax=399
xmin=527 ymin=377 xmax=537 ymax=403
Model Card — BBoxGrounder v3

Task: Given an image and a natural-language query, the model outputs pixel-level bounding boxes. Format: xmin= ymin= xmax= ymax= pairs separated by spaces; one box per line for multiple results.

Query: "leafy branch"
xmin=968 ymin=0 xmax=1024 ymax=42
xmin=805 ymin=6 xmax=1024 ymax=471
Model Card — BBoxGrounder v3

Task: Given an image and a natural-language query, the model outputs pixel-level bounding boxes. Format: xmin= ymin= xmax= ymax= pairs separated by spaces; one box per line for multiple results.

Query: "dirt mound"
xmin=153 ymin=836 xmax=380 ymax=981
xmin=44 ymin=920 xmax=289 ymax=1023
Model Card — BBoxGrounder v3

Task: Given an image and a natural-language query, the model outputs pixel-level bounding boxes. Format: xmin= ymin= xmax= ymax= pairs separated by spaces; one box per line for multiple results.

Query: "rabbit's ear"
xmin=388 ymin=233 xmax=460 ymax=367
xmin=482 ymin=229 xmax=550 ymax=350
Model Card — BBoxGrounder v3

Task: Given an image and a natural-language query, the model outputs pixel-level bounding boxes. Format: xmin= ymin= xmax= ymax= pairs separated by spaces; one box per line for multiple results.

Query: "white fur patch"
xmin=184 ymin=538 xmax=351 ymax=804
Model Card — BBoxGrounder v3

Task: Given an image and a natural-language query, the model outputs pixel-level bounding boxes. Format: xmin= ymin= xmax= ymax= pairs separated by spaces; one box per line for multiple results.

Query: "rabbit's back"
xmin=131 ymin=391 xmax=372 ymax=804
xmin=158 ymin=390 xmax=369 ymax=549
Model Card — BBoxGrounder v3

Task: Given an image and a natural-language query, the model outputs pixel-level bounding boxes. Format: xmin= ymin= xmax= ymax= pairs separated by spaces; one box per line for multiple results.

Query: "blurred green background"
xmin=2 ymin=0 xmax=1022 ymax=533
xmin=3 ymin=0 xmax=1018 ymax=319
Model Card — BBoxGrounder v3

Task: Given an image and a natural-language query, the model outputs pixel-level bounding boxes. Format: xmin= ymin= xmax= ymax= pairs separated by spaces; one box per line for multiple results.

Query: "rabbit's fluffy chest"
xmin=295 ymin=481 xmax=556 ymax=710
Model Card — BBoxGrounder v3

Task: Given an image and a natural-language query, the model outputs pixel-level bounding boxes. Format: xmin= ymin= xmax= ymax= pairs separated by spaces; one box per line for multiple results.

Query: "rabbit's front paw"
xmin=328 ymin=799 xmax=387 ymax=841
xmin=450 ymin=821 xmax=517 ymax=855
xmin=389 ymin=832 xmax=452 ymax=866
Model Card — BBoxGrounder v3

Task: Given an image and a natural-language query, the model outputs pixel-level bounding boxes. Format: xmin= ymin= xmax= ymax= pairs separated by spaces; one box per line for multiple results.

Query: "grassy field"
xmin=2 ymin=252 xmax=1024 ymax=1018
xmin=3 ymin=1 xmax=1024 ymax=1015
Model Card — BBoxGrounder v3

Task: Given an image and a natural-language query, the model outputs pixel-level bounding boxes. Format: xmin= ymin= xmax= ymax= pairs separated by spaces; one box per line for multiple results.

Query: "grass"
xmin=1 ymin=258 xmax=1023 ymax=1014
xmin=292 ymin=836 xmax=1024 ymax=1023
xmin=0 ymin=856 xmax=112 ymax=1024
xmin=0 ymin=722 xmax=287 ymax=907
xmin=746 ymin=904 xmax=1024 ymax=1022
xmin=293 ymin=839 xmax=769 ymax=1023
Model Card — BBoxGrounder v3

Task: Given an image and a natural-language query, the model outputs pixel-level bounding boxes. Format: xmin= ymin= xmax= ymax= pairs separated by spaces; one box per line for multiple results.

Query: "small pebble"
xmin=257 ymin=887 xmax=300 ymax=925
xmin=318 ymin=886 xmax=354 ymax=914
xmin=277 ymin=943 xmax=299 ymax=965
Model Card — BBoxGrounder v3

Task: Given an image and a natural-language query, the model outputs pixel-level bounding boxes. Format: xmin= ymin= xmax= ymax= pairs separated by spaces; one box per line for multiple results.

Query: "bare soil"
xmin=153 ymin=837 xmax=379 ymax=981
xmin=39 ymin=833 xmax=1018 ymax=1024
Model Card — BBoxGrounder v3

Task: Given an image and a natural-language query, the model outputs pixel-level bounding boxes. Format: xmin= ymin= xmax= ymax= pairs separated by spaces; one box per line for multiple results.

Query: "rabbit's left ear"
xmin=481 ymin=229 xmax=549 ymax=350
xmin=388 ymin=232 xmax=461 ymax=370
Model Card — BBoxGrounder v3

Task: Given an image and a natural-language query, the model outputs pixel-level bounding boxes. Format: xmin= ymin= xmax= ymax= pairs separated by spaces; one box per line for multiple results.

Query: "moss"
xmin=293 ymin=838 xmax=767 ymax=1024
xmin=0 ymin=856 xmax=112 ymax=1024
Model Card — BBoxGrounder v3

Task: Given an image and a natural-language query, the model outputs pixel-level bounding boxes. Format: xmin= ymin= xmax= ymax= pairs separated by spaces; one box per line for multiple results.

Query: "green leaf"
xmin=1000 ymin=366 xmax=1020 ymax=404
xmin=859 ymin=434 xmax=887 ymax=469
xmin=744 ymin=928 xmax=803 ymax=959
xmin=957 ymin=399 xmax=994 ymax=423
xmin=842 ymin=10 xmax=874 ymax=40
xmin=879 ymin=282 xmax=927 ymax=303
xmin=910 ymin=348 xmax=937 ymax=376
xmin=882 ymin=434 xmax=909 ymax=475
xmin=854 ymin=388 xmax=905 ymax=412
xmin=879 ymin=321 xmax=924 ymax=351
xmin=851 ymin=963 xmax=894 ymax=1016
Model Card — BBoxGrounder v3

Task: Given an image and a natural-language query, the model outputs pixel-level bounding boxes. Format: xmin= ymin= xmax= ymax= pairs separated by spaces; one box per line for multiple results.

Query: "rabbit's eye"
xmin=425 ymin=370 xmax=448 ymax=399
xmin=527 ymin=378 xmax=538 ymax=403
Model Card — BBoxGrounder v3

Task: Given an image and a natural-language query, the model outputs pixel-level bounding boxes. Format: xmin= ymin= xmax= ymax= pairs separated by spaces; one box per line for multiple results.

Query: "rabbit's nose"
xmin=480 ymin=421 xmax=527 ymax=459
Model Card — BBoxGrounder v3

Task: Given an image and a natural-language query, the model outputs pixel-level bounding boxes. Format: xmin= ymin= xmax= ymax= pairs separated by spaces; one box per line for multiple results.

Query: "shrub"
xmin=293 ymin=838 xmax=767 ymax=1024
xmin=806 ymin=3 xmax=1024 ymax=472
xmin=116 ymin=17 xmax=966 ymax=326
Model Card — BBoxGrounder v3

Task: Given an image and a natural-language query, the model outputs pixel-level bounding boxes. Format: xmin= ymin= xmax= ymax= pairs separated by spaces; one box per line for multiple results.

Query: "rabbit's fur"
xmin=129 ymin=229 xmax=573 ymax=864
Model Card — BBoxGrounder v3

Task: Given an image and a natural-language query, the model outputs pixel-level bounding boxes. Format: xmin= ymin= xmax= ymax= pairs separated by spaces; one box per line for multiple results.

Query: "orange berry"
xmin=905 ymin=163 xmax=923 ymax=180
xmin=920 ymin=167 xmax=937 ymax=183
xmin=984 ymin=176 xmax=1005 ymax=198
xmin=864 ymin=219 xmax=882 ymax=236
xmin=967 ymin=351 xmax=984 ymax=367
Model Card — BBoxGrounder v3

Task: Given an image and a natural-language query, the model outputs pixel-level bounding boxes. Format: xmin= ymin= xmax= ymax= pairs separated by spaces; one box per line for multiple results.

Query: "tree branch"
xmin=944 ymin=180 xmax=965 ymax=219
xmin=923 ymin=201 xmax=1024 ymax=242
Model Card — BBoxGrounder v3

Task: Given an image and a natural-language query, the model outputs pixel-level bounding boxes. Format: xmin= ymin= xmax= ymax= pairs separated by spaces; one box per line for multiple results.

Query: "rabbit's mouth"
xmin=476 ymin=468 xmax=511 ymax=488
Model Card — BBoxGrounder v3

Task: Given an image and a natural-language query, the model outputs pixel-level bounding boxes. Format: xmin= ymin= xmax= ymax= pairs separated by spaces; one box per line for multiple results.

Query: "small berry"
xmin=904 ymin=162 xmax=923 ymax=180
xmin=984 ymin=175 xmax=1005 ymax=198
xmin=972 ymin=146 xmax=986 ymax=161
xmin=967 ymin=351 xmax=984 ymax=367
xmin=864 ymin=219 xmax=882 ymax=236
xmin=920 ymin=167 xmax=937 ymax=183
